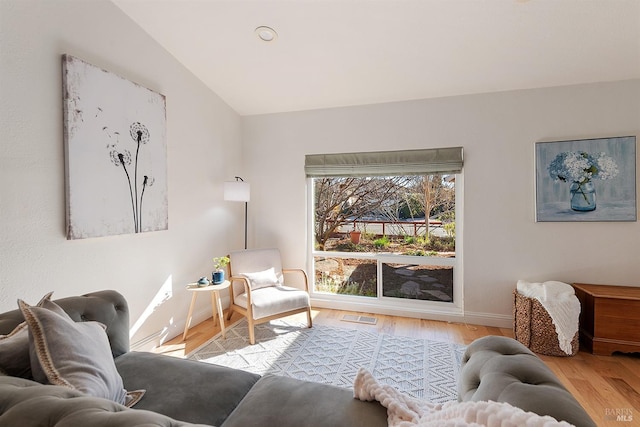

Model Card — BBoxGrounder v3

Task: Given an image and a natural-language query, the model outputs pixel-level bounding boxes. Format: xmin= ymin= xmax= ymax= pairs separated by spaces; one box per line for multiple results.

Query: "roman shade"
xmin=305 ymin=147 xmax=463 ymax=177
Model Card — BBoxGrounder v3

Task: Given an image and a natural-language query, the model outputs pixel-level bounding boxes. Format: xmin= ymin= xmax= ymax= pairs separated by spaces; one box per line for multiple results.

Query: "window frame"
xmin=306 ymin=172 xmax=464 ymax=319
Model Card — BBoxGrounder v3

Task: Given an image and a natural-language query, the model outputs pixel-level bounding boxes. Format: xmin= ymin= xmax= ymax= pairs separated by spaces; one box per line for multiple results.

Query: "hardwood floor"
xmin=156 ymin=308 xmax=640 ymax=427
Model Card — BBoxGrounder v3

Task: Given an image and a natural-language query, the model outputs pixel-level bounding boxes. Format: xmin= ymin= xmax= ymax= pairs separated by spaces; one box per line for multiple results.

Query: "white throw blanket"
xmin=353 ymin=368 xmax=575 ymax=427
xmin=516 ymin=280 xmax=580 ymax=355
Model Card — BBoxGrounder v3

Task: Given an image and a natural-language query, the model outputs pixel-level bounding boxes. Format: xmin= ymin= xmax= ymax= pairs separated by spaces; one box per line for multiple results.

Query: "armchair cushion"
xmin=234 ymin=286 xmax=310 ymax=320
xmin=241 ymin=267 xmax=279 ymax=291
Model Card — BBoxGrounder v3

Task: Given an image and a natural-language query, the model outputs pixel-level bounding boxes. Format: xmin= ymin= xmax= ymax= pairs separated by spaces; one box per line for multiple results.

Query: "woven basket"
xmin=513 ymin=290 xmax=579 ymax=356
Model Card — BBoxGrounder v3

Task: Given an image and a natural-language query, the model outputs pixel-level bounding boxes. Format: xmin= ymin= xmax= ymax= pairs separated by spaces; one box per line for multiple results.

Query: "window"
xmin=305 ymin=148 xmax=463 ymax=315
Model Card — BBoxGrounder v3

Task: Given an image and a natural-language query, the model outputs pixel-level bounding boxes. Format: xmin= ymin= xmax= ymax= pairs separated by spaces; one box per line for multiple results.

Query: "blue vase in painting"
xmin=570 ymin=181 xmax=596 ymax=212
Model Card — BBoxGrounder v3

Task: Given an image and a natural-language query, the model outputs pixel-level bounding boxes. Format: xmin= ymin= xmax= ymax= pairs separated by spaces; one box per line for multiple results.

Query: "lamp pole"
xmin=236 ymin=176 xmax=249 ymax=249
xmin=234 ymin=176 xmax=248 ymax=249
xmin=224 ymin=176 xmax=250 ymax=250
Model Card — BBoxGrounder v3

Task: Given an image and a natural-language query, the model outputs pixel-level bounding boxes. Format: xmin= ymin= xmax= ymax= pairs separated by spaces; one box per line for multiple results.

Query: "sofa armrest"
xmin=0 ymin=376 xmax=211 ymax=427
xmin=459 ymin=335 xmax=596 ymax=427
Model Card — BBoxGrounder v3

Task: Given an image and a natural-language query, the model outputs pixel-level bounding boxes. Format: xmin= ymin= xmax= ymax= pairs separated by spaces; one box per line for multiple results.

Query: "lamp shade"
xmin=224 ymin=180 xmax=250 ymax=202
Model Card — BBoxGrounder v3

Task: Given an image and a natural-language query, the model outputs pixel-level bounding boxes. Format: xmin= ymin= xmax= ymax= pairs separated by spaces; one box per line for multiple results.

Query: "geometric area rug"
xmin=188 ymin=318 xmax=466 ymax=403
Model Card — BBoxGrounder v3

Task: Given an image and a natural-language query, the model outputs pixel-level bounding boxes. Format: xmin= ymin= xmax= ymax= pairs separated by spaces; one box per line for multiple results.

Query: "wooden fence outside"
xmin=332 ymin=219 xmax=444 ymax=237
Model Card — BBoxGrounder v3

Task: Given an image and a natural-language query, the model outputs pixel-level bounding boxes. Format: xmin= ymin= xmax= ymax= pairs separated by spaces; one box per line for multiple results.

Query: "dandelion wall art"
xmin=63 ymin=55 xmax=167 ymax=239
xmin=535 ymin=136 xmax=636 ymax=222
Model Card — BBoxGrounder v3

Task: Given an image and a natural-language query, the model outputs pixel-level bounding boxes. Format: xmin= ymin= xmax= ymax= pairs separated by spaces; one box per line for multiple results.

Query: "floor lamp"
xmin=224 ymin=176 xmax=250 ymax=249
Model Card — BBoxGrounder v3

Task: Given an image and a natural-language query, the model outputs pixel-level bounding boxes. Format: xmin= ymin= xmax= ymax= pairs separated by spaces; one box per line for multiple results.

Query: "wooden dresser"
xmin=572 ymin=283 xmax=640 ymax=356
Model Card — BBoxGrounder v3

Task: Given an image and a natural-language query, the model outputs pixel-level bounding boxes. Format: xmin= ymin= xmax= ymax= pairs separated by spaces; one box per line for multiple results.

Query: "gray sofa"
xmin=0 ymin=290 xmax=595 ymax=426
xmin=0 ymin=290 xmax=386 ymax=427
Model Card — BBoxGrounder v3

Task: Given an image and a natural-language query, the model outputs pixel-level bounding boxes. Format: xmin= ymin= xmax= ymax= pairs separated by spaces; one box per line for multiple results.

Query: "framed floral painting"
xmin=535 ymin=136 xmax=636 ymax=222
xmin=63 ymin=55 xmax=167 ymax=239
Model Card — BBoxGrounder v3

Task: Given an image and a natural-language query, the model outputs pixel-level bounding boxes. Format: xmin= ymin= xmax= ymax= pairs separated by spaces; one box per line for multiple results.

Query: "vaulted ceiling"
xmin=114 ymin=0 xmax=640 ymax=116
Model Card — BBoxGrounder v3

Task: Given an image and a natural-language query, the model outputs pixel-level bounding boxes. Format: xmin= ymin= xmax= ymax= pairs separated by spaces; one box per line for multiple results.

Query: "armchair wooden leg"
xmin=248 ymin=317 xmax=256 ymax=345
xmin=227 ymin=288 xmax=235 ymax=321
xmin=306 ymin=307 xmax=313 ymax=328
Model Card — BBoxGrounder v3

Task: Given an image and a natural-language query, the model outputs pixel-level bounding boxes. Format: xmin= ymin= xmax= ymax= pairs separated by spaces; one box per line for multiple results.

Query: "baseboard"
xmin=311 ymin=297 xmax=513 ymax=328
xmin=461 ymin=311 xmax=513 ymax=328
xmin=131 ymin=331 xmax=163 ymax=351
xmin=132 ymin=303 xmax=220 ymax=351
xmin=311 ymin=297 xmax=465 ymax=323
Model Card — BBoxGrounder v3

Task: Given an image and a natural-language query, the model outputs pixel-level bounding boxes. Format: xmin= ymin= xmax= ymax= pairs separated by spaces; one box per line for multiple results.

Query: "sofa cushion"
xmin=0 ymin=375 xmax=210 ymax=427
xmin=0 ymin=323 xmax=29 ymax=377
xmin=116 ymin=351 xmax=260 ymax=426
xmin=458 ymin=335 xmax=596 ymax=427
xmin=0 ymin=292 xmax=53 ymax=378
xmin=18 ymin=299 xmax=129 ymax=406
xmin=221 ymin=374 xmax=388 ymax=427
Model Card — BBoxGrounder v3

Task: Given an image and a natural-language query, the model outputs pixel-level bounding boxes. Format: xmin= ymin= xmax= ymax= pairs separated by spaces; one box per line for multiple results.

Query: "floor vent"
xmin=341 ymin=314 xmax=378 ymax=325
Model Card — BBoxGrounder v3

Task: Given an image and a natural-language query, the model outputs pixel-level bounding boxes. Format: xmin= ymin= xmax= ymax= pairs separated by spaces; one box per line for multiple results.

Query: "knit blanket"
xmin=353 ymin=368 xmax=575 ymax=427
xmin=516 ymin=280 xmax=580 ymax=355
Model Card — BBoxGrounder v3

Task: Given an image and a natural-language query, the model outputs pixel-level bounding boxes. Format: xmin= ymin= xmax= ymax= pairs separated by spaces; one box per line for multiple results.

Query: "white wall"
xmin=0 ymin=0 xmax=244 ymax=347
xmin=242 ymin=80 xmax=640 ymax=326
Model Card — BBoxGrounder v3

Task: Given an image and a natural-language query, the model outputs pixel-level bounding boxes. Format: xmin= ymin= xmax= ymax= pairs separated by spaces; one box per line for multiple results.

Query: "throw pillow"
xmin=241 ymin=267 xmax=280 ymax=290
xmin=0 ymin=291 xmax=53 ymax=378
xmin=18 ymin=298 xmax=131 ymax=405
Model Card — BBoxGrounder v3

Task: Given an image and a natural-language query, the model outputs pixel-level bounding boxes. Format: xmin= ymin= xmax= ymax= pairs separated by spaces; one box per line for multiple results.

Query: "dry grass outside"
xmin=314 ymin=257 xmax=377 ymax=297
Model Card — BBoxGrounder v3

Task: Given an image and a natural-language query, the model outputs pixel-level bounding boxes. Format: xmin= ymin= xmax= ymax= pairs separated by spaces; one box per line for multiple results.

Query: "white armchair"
xmin=226 ymin=248 xmax=312 ymax=344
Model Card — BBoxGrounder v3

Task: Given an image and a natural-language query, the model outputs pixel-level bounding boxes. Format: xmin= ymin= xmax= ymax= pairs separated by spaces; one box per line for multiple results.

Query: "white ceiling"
xmin=114 ymin=0 xmax=640 ymax=116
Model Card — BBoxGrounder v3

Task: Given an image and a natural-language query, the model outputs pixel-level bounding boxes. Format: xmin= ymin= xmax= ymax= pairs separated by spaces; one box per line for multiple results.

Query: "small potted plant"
xmin=212 ymin=256 xmax=230 ymax=284
xmin=349 ymin=227 xmax=361 ymax=244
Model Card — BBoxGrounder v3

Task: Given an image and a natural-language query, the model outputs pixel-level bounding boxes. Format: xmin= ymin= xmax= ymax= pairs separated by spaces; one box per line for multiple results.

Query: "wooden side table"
xmin=183 ymin=280 xmax=230 ymax=341
xmin=572 ymin=283 xmax=640 ymax=355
